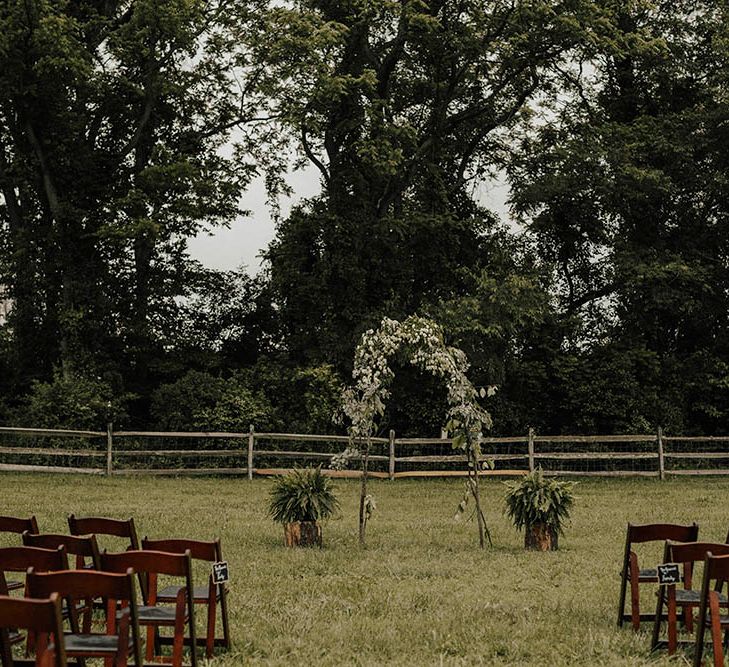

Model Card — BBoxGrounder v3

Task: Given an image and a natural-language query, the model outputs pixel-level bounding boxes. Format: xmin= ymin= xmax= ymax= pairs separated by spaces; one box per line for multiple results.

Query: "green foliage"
xmin=11 ymin=371 xmax=128 ymax=430
xmin=151 ymin=370 xmax=274 ymax=432
xmin=504 ymin=469 xmax=576 ymax=535
xmin=267 ymin=467 xmax=340 ymax=524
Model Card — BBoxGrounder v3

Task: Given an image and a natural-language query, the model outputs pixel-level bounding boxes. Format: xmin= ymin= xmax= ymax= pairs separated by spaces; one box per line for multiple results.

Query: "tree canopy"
xmin=0 ymin=0 xmax=727 ymax=437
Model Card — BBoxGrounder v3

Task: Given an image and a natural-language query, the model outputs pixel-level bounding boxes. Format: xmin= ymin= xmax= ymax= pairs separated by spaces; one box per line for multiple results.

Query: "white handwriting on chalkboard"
xmin=657 ymin=563 xmax=681 ymax=585
xmin=212 ymin=561 xmax=229 ymax=585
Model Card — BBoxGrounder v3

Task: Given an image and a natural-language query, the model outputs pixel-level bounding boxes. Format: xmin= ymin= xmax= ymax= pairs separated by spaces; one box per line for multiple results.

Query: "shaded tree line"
xmin=0 ymin=0 xmax=727 ymax=436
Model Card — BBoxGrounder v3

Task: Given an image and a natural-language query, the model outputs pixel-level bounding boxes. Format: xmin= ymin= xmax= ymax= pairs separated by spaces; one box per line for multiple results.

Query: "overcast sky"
xmin=187 ymin=168 xmax=512 ymax=275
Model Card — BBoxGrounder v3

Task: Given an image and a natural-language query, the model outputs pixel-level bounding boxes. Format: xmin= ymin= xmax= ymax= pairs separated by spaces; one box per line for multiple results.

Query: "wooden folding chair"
xmin=618 ymin=522 xmax=699 ymax=629
xmin=0 ymin=546 xmax=69 ymax=650
xmin=0 ymin=517 xmax=39 ymax=540
xmin=68 ymin=516 xmax=146 ymax=600
xmin=22 ymin=535 xmax=100 ymax=634
xmin=0 ymin=520 xmax=40 ymax=590
xmin=142 ymin=537 xmax=230 ymax=657
xmin=0 ymin=593 xmax=66 ymax=667
xmin=26 ymin=569 xmax=142 ymax=667
xmin=651 ymin=541 xmax=729 ymax=655
xmin=694 ymin=552 xmax=729 ymax=667
xmin=100 ymin=550 xmax=197 ymax=667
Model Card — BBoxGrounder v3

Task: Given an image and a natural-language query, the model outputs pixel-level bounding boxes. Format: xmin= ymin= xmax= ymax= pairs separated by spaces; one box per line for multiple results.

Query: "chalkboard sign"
xmin=212 ymin=561 xmax=229 ymax=585
xmin=657 ymin=563 xmax=681 ymax=585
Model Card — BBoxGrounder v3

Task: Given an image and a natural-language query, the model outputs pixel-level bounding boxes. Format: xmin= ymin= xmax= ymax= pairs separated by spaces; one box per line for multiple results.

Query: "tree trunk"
xmin=358 ymin=436 xmax=371 ymax=547
xmin=468 ymin=449 xmax=486 ymax=549
xmin=525 ymin=522 xmax=558 ymax=551
xmin=284 ymin=522 xmax=322 ymax=548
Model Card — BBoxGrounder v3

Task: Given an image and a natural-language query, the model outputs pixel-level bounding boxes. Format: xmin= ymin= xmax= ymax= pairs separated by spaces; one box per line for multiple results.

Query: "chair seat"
xmin=705 ymin=612 xmax=729 ymax=626
xmin=64 ymin=632 xmax=133 ymax=654
xmin=137 ymin=605 xmax=187 ymax=624
xmin=158 ymin=584 xmax=221 ymax=603
xmin=676 ymin=590 xmax=728 ymax=605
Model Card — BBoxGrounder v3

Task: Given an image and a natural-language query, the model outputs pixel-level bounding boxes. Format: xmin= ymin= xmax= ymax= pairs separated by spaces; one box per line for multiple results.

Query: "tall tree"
xmin=247 ymin=0 xmax=624 ymax=370
xmin=508 ymin=1 xmax=729 ymax=433
xmin=0 ymin=0 xmax=254 ymax=398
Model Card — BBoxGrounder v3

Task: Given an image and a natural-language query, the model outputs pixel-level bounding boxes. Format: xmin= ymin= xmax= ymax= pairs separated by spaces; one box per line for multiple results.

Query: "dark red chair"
xmin=100 ymin=550 xmax=196 ymax=667
xmin=651 ymin=541 xmax=729 ymax=655
xmin=0 ymin=546 xmax=68 ymax=650
xmin=0 ymin=593 xmax=66 ymax=667
xmin=142 ymin=537 xmax=230 ymax=657
xmin=26 ymin=568 xmax=142 ymax=667
xmin=618 ymin=522 xmax=699 ymax=629
xmin=22 ymin=534 xmax=100 ymax=633
xmin=694 ymin=552 xmax=729 ymax=667
xmin=0 ymin=518 xmax=40 ymax=592
xmin=68 ymin=516 xmax=145 ymax=600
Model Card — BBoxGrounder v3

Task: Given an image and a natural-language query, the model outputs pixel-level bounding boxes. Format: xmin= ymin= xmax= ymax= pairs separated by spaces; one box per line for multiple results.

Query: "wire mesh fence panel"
xmin=253 ymin=434 xmax=390 ymax=475
xmin=113 ymin=432 xmax=248 ymax=474
xmin=663 ymin=436 xmax=729 ymax=475
xmin=531 ymin=435 xmax=659 ymax=476
xmin=0 ymin=427 xmax=106 ymax=473
xmin=394 ymin=437 xmax=529 ymax=476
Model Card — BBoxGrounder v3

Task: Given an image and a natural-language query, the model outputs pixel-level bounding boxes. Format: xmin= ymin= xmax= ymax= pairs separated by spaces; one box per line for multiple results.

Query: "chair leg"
xmin=652 ymin=581 xmax=666 ymax=651
xmin=709 ymin=592 xmax=724 ymax=667
xmin=694 ymin=606 xmax=707 ymax=667
xmin=629 ymin=552 xmax=641 ymax=630
xmin=667 ymin=586 xmax=678 ymax=655
xmin=82 ymin=600 xmax=93 ymax=634
xmin=684 ymin=602 xmax=694 ymax=633
xmin=220 ymin=587 xmax=231 ymax=649
xmin=146 ymin=625 xmax=156 ymax=662
xmin=206 ymin=595 xmax=216 ymax=658
xmin=172 ymin=627 xmax=185 ymax=667
xmin=618 ymin=567 xmax=628 ymax=627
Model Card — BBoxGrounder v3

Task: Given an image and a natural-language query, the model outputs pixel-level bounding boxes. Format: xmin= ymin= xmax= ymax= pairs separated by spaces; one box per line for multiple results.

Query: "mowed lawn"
xmin=1 ymin=473 xmax=727 ymax=666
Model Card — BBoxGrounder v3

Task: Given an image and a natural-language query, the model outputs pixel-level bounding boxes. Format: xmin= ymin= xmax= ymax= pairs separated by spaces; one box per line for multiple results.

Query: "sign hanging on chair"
xmin=212 ymin=561 xmax=229 ymax=584
xmin=656 ymin=562 xmax=680 ymax=585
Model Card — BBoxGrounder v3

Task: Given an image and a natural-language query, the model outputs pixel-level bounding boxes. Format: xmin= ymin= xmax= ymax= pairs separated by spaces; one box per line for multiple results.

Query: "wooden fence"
xmin=0 ymin=425 xmax=728 ymax=479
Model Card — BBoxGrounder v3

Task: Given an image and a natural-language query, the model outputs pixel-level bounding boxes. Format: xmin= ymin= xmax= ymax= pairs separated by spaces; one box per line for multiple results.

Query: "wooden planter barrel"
xmin=525 ymin=522 xmax=558 ymax=551
xmin=284 ymin=521 xmax=322 ymax=547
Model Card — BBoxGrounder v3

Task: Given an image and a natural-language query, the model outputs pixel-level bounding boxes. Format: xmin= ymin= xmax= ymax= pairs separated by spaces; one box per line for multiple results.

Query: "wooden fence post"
xmin=248 ymin=424 xmax=255 ymax=480
xmin=388 ymin=429 xmax=396 ymax=481
xmin=657 ymin=426 xmax=665 ymax=480
xmin=106 ymin=422 xmax=113 ymax=477
xmin=528 ymin=427 xmax=535 ymax=472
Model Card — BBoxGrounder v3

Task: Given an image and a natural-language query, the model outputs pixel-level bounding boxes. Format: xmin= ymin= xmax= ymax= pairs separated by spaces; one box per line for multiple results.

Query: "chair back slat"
xmin=101 ymin=549 xmax=191 ymax=578
xmin=0 ymin=546 xmax=68 ymax=574
xmin=668 ymin=541 xmax=729 ymax=564
xmin=0 ymin=593 xmax=62 ymax=630
xmin=142 ymin=537 xmax=219 ymax=562
xmin=628 ymin=523 xmax=699 ymax=544
xmin=0 ymin=516 xmax=39 ymax=536
xmin=68 ymin=515 xmax=139 ymax=544
xmin=26 ymin=568 xmax=132 ymax=602
xmin=23 ymin=533 xmax=100 ymax=569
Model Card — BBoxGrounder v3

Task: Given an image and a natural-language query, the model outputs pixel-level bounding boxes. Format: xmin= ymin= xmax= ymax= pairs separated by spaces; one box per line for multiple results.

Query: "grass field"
xmin=2 ymin=473 xmax=727 ymax=665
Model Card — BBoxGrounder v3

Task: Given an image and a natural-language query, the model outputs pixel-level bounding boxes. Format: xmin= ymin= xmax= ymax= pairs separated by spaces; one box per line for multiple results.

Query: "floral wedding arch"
xmin=339 ymin=315 xmax=494 ymax=547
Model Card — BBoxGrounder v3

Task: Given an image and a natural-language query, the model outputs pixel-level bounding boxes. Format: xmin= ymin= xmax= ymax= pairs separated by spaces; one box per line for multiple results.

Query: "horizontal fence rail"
xmin=0 ymin=425 xmax=727 ymax=478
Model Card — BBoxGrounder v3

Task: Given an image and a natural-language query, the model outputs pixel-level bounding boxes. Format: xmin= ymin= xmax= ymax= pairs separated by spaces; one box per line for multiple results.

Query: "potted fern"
xmin=504 ymin=468 xmax=576 ymax=551
xmin=268 ymin=467 xmax=340 ymax=547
